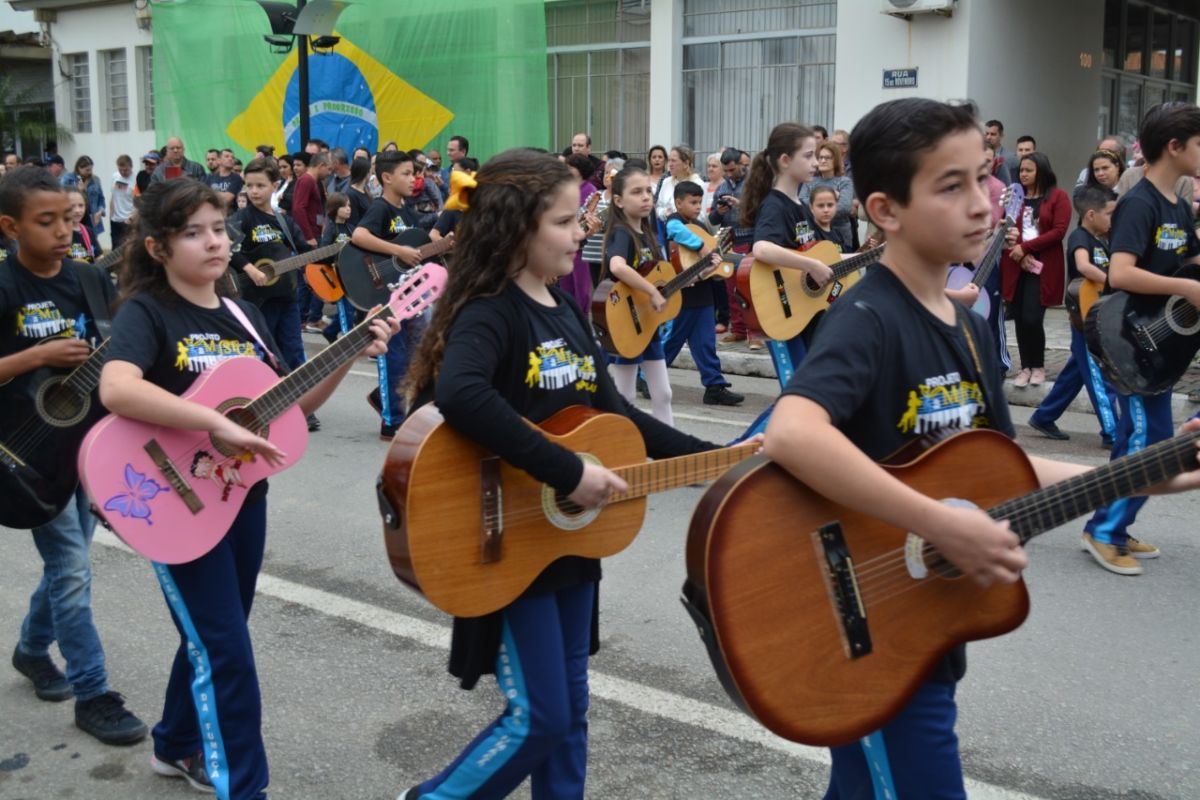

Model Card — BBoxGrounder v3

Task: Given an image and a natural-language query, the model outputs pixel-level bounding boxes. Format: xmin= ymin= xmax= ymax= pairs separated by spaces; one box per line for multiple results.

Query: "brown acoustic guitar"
xmin=670 ymin=226 xmax=735 ymax=281
xmin=737 ymin=241 xmax=885 ymax=341
xmin=682 ymin=427 xmax=1200 ymax=747
xmin=379 ymin=404 xmax=757 ymax=618
xmin=1065 ymin=276 xmax=1103 ymax=333
xmin=305 ymin=261 xmax=346 ymax=303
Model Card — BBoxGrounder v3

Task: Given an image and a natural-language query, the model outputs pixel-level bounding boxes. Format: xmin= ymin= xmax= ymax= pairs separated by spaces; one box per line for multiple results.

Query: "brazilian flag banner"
xmin=150 ymin=0 xmax=549 ymax=159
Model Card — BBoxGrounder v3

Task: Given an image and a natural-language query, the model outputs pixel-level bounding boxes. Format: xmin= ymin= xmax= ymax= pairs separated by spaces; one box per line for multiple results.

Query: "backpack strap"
xmin=75 ymin=263 xmax=113 ymax=339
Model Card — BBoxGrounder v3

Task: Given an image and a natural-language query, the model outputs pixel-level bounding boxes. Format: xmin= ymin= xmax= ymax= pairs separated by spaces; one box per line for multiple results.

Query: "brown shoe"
xmin=1125 ymin=535 xmax=1160 ymax=559
xmin=747 ymin=337 xmax=764 ymax=351
xmin=719 ymin=332 xmax=746 ymax=344
xmin=1081 ymin=533 xmax=1143 ymax=575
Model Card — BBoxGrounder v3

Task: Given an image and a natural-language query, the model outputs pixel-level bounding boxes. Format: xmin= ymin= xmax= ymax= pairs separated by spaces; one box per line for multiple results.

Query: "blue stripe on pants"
xmin=419 ymin=582 xmax=593 ymax=799
xmin=1029 ymin=328 xmax=1118 ymax=437
xmin=1085 ymin=392 xmax=1172 ymax=545
xmin=824 ymin=680 xmax=964 ymax=799
xmin=151 ymin=498 xmax=269 ymax=800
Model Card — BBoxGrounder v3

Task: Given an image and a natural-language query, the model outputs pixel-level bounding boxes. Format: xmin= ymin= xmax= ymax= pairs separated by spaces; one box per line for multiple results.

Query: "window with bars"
xmin=66 ymin=52 xmax=91 ymax=134
xmin=101 ymin=49 xmax=129 ymax=132
xmin=137 ymin=46 xmax=154 ymax=131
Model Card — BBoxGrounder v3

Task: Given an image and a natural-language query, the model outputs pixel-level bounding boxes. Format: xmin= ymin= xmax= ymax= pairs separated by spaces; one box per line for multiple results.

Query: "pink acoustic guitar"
xmin=78 ymin=263 xmax=446 ymax=564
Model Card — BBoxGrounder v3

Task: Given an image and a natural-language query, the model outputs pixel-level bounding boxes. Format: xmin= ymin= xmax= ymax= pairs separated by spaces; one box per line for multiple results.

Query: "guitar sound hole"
xmin=804 ymin=275 xmax=822 ymax=293
xmin=553 ymin=493 xmax=587 ymax=517
xmin=211 ymin=406 xmax=265 ymax=458
xmin=926 ymin=553 xmax=962 ymax=579
xmin=36 ymin=378 xmax=88 ymax=427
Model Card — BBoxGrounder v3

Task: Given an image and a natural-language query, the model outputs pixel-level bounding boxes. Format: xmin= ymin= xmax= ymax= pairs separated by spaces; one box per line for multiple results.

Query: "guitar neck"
xmin=244 ymin=307 xmax=387 ymax=424
xmin=263 ymin=241 xmax=345 ymax=279
xmin=63 ymin=339 xmax=111 ymax=395
xmin=969 ymin=218 xmax=1013 ymax=288
xmin=662 ymin=230 xmax=735 ymax=296
xmin=831 ymin=245 xmax=886 ymax=280
xmin=608 ymin=442 xmax=759 ymax=501
xmin=417 ymin=236 xmax=454 ymax=260
xmin=990 ymin=430 xmax=1200 ymax=543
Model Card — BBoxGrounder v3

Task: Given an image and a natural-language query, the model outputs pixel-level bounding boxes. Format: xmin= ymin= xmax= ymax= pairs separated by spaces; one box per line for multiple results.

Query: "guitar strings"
xmin=5 ymin=356 xmax=107 ymax=457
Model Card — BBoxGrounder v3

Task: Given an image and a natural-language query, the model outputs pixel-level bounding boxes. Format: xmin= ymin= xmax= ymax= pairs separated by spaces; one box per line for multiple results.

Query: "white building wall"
xmin=647 ymin=0 xmax=681 ymax=149
xmin=45 ymin=1 xmax=155 ymax=247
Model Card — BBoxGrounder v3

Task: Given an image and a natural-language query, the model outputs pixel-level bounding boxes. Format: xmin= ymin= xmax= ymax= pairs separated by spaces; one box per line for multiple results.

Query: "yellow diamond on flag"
xmin=226 ymin=34 xmax=453 ymax=154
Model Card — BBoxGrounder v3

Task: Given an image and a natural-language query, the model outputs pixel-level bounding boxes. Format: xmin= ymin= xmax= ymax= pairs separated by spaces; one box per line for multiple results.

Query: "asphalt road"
xmin=2 ymin=362 xmax=1198 ymax=799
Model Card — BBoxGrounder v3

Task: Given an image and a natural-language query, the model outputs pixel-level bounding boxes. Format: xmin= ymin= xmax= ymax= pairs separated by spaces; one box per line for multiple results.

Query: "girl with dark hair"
xmin=347 ymin=156 xmax=373 ymax=226
xmin=741 ymin=122 xmax=832 ymax=356
xmin=100 ymin=179 xmax=395 ymax=799
xmin=601 ymin=166 xmax=675 ymax=423
xmin=1001 ymin=151 xmax=1070 ymax=387
xmin=400 ymin=148 xmax=720 ymax=800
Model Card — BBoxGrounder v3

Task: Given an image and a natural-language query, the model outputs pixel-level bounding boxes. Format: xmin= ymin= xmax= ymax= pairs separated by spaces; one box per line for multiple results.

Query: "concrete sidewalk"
xmin=672 ymin=307 xmax=1200 ymax=420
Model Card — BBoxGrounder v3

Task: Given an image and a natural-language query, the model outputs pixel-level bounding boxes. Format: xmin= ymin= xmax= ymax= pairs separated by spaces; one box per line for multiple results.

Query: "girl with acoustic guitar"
xmin=600 ymin=165 xmax=676 ymax=424
xmin=98 ymin=179 xmax=396 ymax=799
xmin=400 ymin=149 xmax=723 ymax=800
xmin=740 ymin=122 xmax=834 ymax=357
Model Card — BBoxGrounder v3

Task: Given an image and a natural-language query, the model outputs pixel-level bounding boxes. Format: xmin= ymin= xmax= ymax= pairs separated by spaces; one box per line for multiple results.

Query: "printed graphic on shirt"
xmin=794 ymin=220 xmax=816 ymax=248
xmin=633 ymin=246 xmax=655 ymax=269
xmin=1154 ymin=223 xmax=1190 ymax=254
xmin=15 ymin=302 xmax=87 ymax=340
xmin=249 ymin=224 xmax=283 ymax=245
xmin=172 ymin=333 xmax=261 ymax=373
xmin=1092 ymin=247 xmax=1110 ymax=269
xmin=896 ymin=371 xmax=987 ymax=434
xmin=524 ymin=338 xmax=598 ymax=393
xmin=66 ymin=242 xmax=94 ymax=263
xmin=388 ymin=215 xmax=409 ymax=235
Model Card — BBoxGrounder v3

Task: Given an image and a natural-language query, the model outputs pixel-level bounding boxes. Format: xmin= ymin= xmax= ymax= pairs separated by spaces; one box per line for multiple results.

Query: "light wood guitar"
xmin=670 ymin=226 xmax=735 ymax=281
xmin=1065 ymin=277 xmax=1103 ymax=332
xmin=379 ymin=404 xmax=757 ymax=618
xmin=305 ymin=261 xmax=346 ymax=303
xmin=682 ymin=426 xmax=1200 ymax=747
xmin=739 ymin=241 xmax=885 ymax=341
xmin=215 ymin=240 xmax=348 ymax=300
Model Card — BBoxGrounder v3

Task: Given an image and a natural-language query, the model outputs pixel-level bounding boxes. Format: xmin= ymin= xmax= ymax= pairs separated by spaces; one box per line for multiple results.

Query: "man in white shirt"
xmin=109 ymin=154 xmax=136 ymax=249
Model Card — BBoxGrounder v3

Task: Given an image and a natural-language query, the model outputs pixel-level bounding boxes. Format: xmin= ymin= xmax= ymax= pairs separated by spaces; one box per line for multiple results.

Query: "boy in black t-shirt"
xmin=661 ymin=181 xmax=743 ymax=405
xmin=351 ymin=150 xmax=424 ymax=439
xmin=1028 ymin=187 xmax=1119 ymax=447
xmin=763 ymin=98 xmax=1200 ymax=798
xmin=0 ymin=167 xmax=147 ymax=745
xmin=1082 ymin=102 xmax=1200 ymax=575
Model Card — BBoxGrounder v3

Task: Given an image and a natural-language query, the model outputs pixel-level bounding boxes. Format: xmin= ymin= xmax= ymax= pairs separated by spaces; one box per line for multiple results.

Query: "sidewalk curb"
xmin=674 ymin=345 xmax=1200 ymax=419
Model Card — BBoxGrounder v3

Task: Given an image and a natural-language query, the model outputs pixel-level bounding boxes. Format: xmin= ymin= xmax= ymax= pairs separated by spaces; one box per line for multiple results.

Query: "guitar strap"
xmin=272 ymin=208 xmax=302 ymax=255
xmin=220 ymin=297 xmax=284 ymax=374
xmin=75 ymin=263 xmax=113 ymax=339
xmin=955 ymin=308 xmax=994 ymax=419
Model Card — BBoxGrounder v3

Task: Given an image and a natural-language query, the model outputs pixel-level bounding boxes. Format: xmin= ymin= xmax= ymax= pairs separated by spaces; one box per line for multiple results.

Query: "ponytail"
xmin=740 ymin=122 xmax=814 ymax=228
xmin=601 ymin=166 xmax=659 ymax=279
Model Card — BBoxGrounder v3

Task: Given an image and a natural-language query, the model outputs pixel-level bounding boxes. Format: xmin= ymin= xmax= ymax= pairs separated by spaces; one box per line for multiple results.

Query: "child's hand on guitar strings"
xmin=925 ymin=504 xmax=1027 ymax=587
xmin=362 ymin=312 xmax=400 ymax=357
xmin=38 ymin=338 xmax=92 ymax=368
xmin=210 ymin=414 xmax=286 ymax=468
xmin=568 ymin=461 xmax=629 ymax=508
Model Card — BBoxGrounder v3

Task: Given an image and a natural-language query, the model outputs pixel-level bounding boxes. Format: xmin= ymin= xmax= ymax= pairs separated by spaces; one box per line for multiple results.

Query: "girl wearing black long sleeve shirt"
xmin=399 ymin=150 xmax=721 ymax=800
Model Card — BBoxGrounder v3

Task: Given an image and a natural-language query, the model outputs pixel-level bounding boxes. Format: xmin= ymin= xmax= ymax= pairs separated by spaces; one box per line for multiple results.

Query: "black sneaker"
xmin=306 ymin=413 xmax=321 ymax=432
xmin=380 ymin=421 xmax=399 ymax=441
xmin=152 ymin=752 xmax=215 ymax=794
xmin=1101 ymin=433 xmax=1115 ymax=449
xmin=1027 ymin=418 xmax=1069 ymax=440
xmin=74 ymin=691 xmax=148 ymax=745
xmin=11 ymin=646 xmax=72 ymax=702
xmin=703 ymin=386 xmax=745 ymax=406
xmin=367 ymin=387 xmax=383 ymax=415
xmin=637 ymin=376 xmax=651 ymax=399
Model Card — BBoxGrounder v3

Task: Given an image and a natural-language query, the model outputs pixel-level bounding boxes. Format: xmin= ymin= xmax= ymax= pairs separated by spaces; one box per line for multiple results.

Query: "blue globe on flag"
xmin=283 ymin=53 xmax=379 ymax=154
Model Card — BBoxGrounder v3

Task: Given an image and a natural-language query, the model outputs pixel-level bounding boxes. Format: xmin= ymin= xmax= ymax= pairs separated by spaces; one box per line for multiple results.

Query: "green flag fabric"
xmin=150 ymin=0 xmax=549 ymax=160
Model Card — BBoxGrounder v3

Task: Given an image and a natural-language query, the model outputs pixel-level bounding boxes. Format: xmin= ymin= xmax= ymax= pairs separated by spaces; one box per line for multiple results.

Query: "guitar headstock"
xmin=1004 ymin=183 xmax=1025 ymax=225
xmin=716 ymin=226 xmax=733 ymax=250
xmin=385 ymin=262 xmax=447 ymax=323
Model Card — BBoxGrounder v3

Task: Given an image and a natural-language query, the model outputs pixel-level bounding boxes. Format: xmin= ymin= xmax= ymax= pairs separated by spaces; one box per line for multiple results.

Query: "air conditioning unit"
xmin=880 ymin=0 xmax=956 ymax=18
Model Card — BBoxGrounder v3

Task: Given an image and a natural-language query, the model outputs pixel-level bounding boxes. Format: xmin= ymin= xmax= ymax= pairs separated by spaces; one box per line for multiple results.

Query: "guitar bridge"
xmin=480 ymin=457 xmax=503 ymax=564
xmin=772 ymin=270 xmax=793 ymax=318
xmin=814 ymin=521 xmax=872 ymax=660
xmin=144 ymin=439 xmax=204 ymax=515
xmin=625 ymin=295 xmax=643 ymax=335
xmin=1126 ymin=310 xmax=1158 ymax=353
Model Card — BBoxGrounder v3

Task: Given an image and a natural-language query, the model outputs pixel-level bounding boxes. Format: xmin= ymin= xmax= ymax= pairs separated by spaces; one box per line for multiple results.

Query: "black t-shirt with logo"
xmin=782 ymin=264 xmax=1015 ymax=683
xmin=1066 ymin=227 xmax=1110 ymax=283
xmin=603 ymin=226 xmax=660 ymax=279
xmin=67 ymin=229 xmax=95 ymax=263
xmin=1110 ymin=176 xmax=1200 ymax=278
xmin=357 ymin=196 xmax=419 ymax=242
xmin=105 ymin=291 xmax=288 ymax=503
xmin=347 ymin=187 xmax=372 ymax=228
xmin=228 ymin=205 xmax=306 ymax=302
xmin=754 ymin=189 xmax=818 ymax=251
xmin=0 ymin=256 xmax=114 ymax=395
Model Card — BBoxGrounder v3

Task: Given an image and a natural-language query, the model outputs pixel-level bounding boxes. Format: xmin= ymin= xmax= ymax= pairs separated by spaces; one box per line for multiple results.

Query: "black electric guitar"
xmin=1085 ymin=263 xmax=1200 ymax=396
xmin=0 ymin=339 xmax=110 ymax=529
xmin=337 ymin=229 xmax=455 ymax=310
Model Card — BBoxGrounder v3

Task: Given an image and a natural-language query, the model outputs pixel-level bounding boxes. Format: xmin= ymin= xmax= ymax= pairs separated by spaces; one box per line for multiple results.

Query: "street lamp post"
xmin=297 ymin=0 xmax=310 ymax=149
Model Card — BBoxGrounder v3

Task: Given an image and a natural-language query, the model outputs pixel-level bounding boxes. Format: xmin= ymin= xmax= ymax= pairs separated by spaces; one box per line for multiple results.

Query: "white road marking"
xmin=92 ymin=529 xmax=1044 ymax=799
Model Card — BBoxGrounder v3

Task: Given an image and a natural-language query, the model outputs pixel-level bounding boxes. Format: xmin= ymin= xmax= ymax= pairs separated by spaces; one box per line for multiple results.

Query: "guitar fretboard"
xmin=609 ymin=442 xmax=759 ymax=501
xmin=831 ymin=244 xmax=886 ymax=281
xmin=990 ymin=430 xmax=1200 ymax=543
